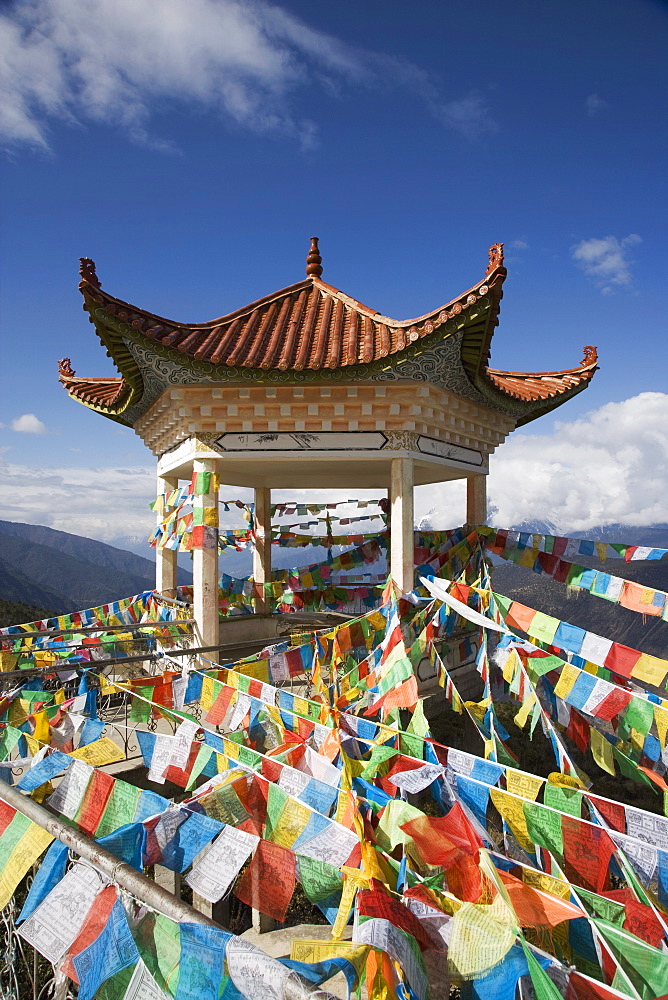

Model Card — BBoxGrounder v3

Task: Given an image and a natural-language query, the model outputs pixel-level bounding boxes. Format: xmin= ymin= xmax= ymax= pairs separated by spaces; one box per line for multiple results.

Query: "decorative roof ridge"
xmin=80 ymin=272 xmax=315 ymax=330
xmin=486 ymin=346 xmax=599 ymax=380
xmin=78 ymin=254 xmax=506 ymax=333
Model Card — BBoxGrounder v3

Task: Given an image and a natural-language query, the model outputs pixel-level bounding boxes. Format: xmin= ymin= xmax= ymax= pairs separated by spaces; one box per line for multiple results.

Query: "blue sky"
xmin=1 ymin=0 xmax=666 ymax=542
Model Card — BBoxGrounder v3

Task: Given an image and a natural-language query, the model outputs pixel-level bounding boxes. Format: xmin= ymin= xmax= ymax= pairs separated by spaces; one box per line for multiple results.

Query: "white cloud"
xmin=571 ymin=233 xmax=641 ymax=293
xmin=509 ymin=239 xmax=528 ymax=250
xmin=0 ymin=460 xmax=156 ymax=540
xmin=436 ymin=91 xmax=497 ymax=139
xmin=0 ymin=455 xmax=389 ymax=545
xmin=585 ymin=93 xmax=607 ymax=116
xmin=417 ymin=393 xmax=668 ymax=534
xmin=0 ymin=0 xmax=495 ymax=150
xmin=10 ymin=413 xmax=46 ymax=433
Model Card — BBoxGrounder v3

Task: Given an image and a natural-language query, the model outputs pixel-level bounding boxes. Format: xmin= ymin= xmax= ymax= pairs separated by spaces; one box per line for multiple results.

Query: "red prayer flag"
xmin=162 ymin=742 xmax=200 ymax=788
xmin=567 ymin=971 xmax=635 ymax=1000
xmin=561 ymin=816 xmax=615 ymax=893
xmin=205 ymin=685 xmax=235 ymax=725
xmin=401 ymin=803 xmax=483 ymax=868
xmin=234 ymin=839 xmax=295 ymax=922
xmin=590 ymin=797 xmax=626 ymax=833
xmin=357 ymin=885 xmax=440 ymax=951
xmin=0 ymin=801 xmax=16 ymax=836
xmin=77 ymin=769 xmax=114 ymax=835
xmin=594 ymin=687 xmax=632 ymax=722
xmin=603 ymin=643 xmax=641 ymax=680
xmin=498 ymin=870 xmax=581 ymax=928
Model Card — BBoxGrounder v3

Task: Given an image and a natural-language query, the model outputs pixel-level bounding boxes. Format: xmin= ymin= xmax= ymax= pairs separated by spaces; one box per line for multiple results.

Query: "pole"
xmin=390 ymin=457 xmax=414 ymax=595
xmin=253 ymin=487 xmax=272 ymax=615
xmin=192 ymin=458 xmax=220 ymax=653
xmin=156 ymin=473 xmax=179 ymax=596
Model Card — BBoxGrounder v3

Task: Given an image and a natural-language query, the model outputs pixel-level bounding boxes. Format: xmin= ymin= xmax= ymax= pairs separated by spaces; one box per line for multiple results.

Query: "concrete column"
xmin=192 ymin=458 xmax=219 ymax=651
xmin=154 ymin=864 xmax=180 ymax=897
xmin=156 ymin=473 xmax=178 ymax=597
xmin=253 ymin=487 xmax=272 ymax=615
xmin=390 ymin=458 xmax=414 ymax=596
xmin=466 ymin=474 xmax=487 ymax=526
xmin=192 ymin=892 xmax=230 ymax=928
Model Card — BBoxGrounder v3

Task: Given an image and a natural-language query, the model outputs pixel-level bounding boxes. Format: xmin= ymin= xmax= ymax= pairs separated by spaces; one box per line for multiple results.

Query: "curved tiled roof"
xmin=60 ymin=243 xmax=598 ymax=425
xmin=76 ymin=255 xmax=505 ymax=375
xmin=487 ymin=349 xmax=598 ymax=401
xmin=57 ymin=360 xmax=129 ymax=412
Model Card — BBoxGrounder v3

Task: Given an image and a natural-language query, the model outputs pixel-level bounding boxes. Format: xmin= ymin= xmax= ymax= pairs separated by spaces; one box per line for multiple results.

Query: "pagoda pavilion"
xmin=59 ymin=240 xmax=598 ymax=648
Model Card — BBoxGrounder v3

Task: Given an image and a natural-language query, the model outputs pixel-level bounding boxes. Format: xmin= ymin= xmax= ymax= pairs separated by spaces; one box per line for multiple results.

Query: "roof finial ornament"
xmin=79 ymin=257 xmax=101 ymax=288
xmin=582 ymin=345 xmax=598 ymax=366
xmin=486 ymin=243 xmax=504 ymax=275
xmin=306 ymin=237 xmax=323 ymax=278
xmin=58 ymin=358 xmax=76 ymax=381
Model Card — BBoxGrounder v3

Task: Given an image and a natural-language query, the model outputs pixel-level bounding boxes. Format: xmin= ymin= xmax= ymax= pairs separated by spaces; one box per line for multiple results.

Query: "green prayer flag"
xmin=96 ymin=780 xmax=142 ymax=838
xmin=129 ymin=687 xmax=153 ymax=724
xmin=624 ymin=697 xmax=655 ymax=737
xmin=594 ymin=918 xmax=668 ymax=998
xmin=523 ymin=801 xmax=563 ymax=856
xmin=95 ymin=963 xmax=136 ymax=1000
xmin=519 ymin=939 xmax=563 ymax=1000
xmin=543 ymin=784 xmax=581 ymax=817
xmin=613 ymin=747 xmax=653 ymax=787
xmin=297 ymin=855 xmax=342 ymax=902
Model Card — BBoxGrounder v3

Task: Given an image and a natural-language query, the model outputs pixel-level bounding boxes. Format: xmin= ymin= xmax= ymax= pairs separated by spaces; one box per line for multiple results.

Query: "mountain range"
xmin=0 ymin=520 xmax=666 ymax=659
xmin=0 ymin=520 xmax=191 ymax=618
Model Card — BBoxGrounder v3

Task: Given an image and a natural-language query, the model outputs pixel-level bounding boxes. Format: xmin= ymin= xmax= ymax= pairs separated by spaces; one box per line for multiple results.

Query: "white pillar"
xmin=390 ymin=458 xmax=414 ymax=596
xmin=154 ymin=865 xmax=180 ymax=897
xmin=466 ymin=474 xmax=487 ymax=526
xmin=192 ymin=458 xmax=219 ymax=651
xmin=253 ymin=487 xmax=272 ymax=615
xmin=156 ymin=473 xmax=178 ymax=596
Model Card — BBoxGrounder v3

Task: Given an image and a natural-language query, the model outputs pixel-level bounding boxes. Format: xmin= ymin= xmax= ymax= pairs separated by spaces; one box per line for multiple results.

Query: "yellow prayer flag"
xmin=200 ymin=675 xmax=216 ymax=713
xmin=490 ymin=788 xmax=534 ymax=850
xmin=331 ymin=876 xmax=360 ymax=941
xmin=290 ymin=939 xmax=369 ymax=978
xmin=32 ymin=710 xmax=50 ymax=745
xmin=547 ymin=772 xmax=584 ymax=789
xmin=654 ymin=705 xmax=668 ymax=749
xmin=0 ymin=825 xmax=54 ymax=910
xmin=590 ymin=727 xmax=616 ymax=775
xmin=633 ymin=653 xmax=668 ymax=687
xmin=503 ymin=649 xmax=521 ymax=685
xmin=269 ymin=799 xmax=312 ymax=850
xmin=553 ymin=664 xmax=581 ymax=700
xmin=522 ymin=869 xmax=571 ymax=900
xmin=629 ymin=727 xmax=644 ymax=754
xmin=514 ymin=692 xmax=537 ymax=730
xmin=292 ymin=696 xmax=310 ymax=718
xmin=69 ymin=737 xmax=124 ymax=766
xmin=235 ymin=660 xmax=270 ymax=682
xmin=506 ymin=770 xmax=543 ymax=801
